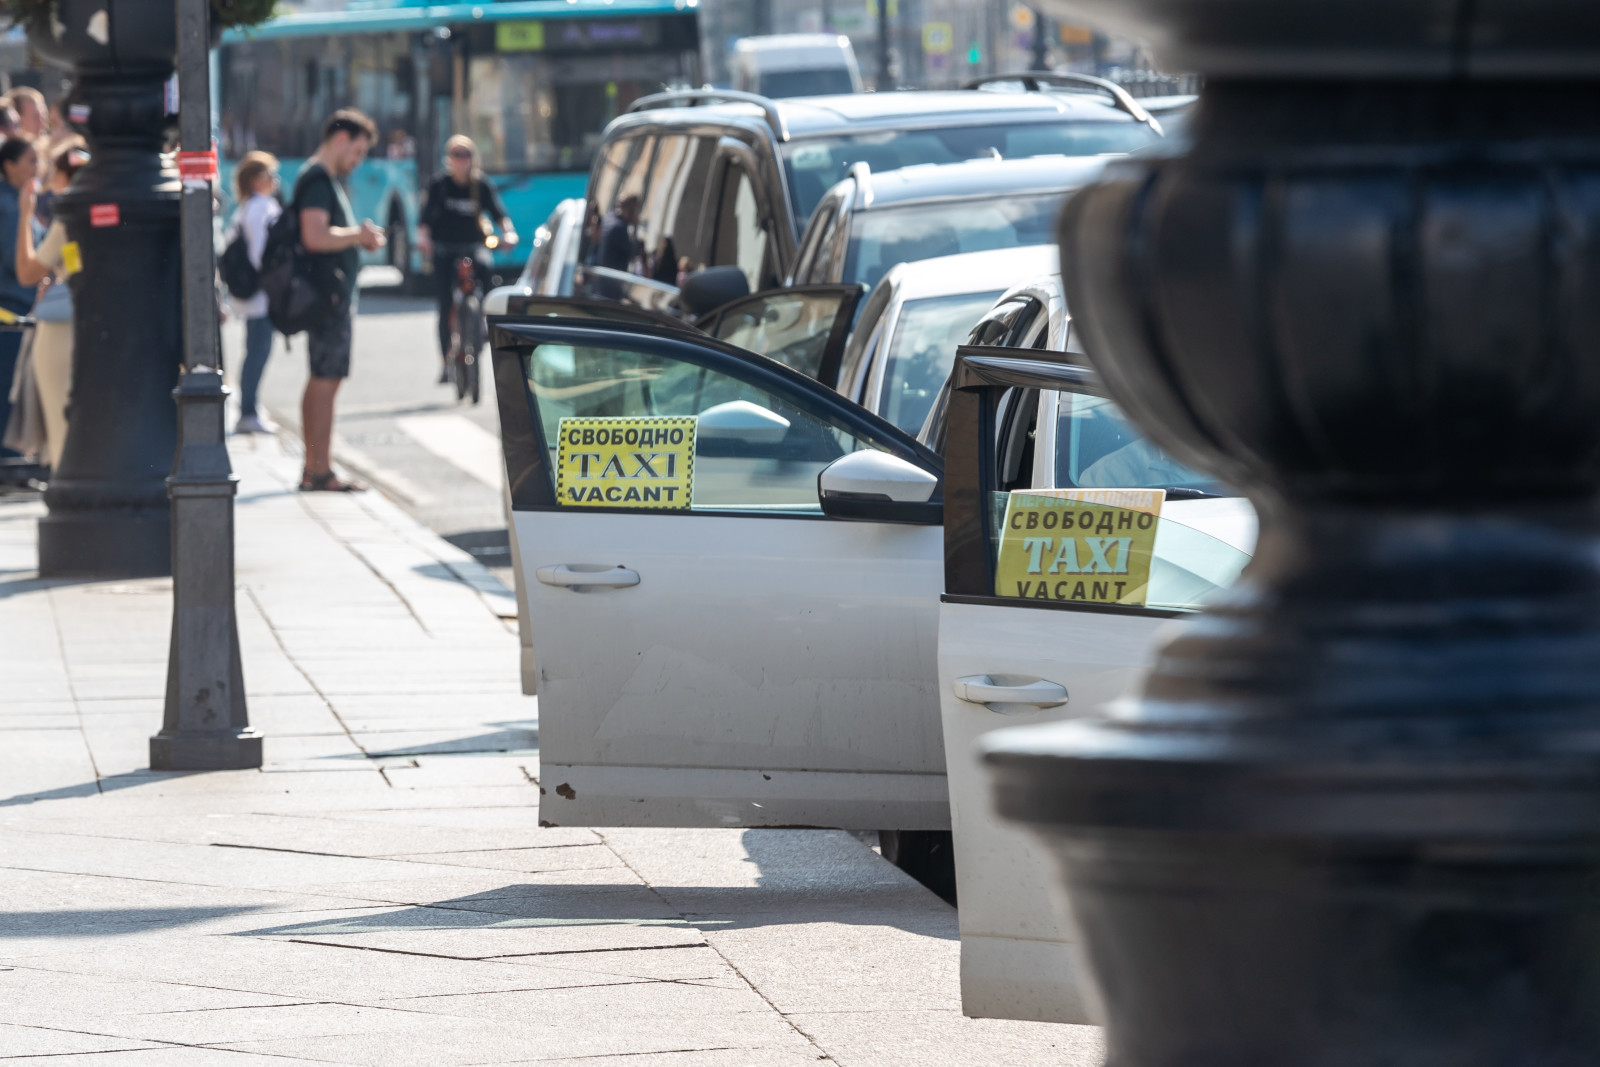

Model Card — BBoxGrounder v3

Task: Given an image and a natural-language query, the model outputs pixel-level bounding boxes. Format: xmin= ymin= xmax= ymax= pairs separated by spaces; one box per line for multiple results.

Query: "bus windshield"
xmin=216 ymin=9 xmax=700 ymax=272
xmin=781 ymin=121 xmax=1157 ymax=221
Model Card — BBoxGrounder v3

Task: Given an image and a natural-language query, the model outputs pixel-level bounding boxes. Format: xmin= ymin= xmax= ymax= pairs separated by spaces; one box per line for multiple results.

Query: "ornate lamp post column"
xmin=31 ymin=0 xmax=181 ymax=577
xmin=986 ymin=4 xmax=1600 ymax=1062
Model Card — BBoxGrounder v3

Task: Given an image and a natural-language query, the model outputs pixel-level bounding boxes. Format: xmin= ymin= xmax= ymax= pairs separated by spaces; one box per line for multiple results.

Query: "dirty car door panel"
xmin=492 ymin=320 xmax=947 ymax=829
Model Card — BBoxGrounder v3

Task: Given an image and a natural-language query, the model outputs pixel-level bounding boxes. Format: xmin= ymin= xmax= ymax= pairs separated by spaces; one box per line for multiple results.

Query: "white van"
xmin=731 ymin=33 xmax=863 ymax=98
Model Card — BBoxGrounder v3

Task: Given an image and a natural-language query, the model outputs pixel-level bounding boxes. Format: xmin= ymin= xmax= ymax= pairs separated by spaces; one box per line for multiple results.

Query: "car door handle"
xmin=952 ymin=675 xmax=1069 ymax=710
xmin=535 ymin=565 xmax=640 ymax=589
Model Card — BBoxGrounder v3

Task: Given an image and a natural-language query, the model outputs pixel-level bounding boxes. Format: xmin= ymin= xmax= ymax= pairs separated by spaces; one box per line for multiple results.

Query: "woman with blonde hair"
xmin=417 ymin=134 xmax=516 ymax=384
xmin=227 ymin=150 xmax=282 ymax=434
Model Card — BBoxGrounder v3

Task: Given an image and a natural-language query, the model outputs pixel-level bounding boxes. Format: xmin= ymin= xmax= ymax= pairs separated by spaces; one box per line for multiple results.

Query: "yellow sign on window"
xmin=556 ymin=416 xmax=696 ymax=510
xmin=496 ymin=20 xmax=544 ymax=52
xmin=61 ymin=241 xmax=82 ymax=275
xmin=993 ymin=490 xmax=1164 ymax=607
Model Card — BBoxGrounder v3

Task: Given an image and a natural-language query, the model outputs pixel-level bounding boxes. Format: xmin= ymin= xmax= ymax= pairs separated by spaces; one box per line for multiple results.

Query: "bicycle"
xmin=446 ymin=239 xmax=495 ymax=405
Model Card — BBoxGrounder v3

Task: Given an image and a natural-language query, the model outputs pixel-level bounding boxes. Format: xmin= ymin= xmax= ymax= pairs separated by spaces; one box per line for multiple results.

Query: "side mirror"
xmin=818 ymin=450 xmax=942 ymax=525
xmin=697 ymin=400 xmax=791 ymax=445
xmin=679 ymin=266 xmax=750 ymax=317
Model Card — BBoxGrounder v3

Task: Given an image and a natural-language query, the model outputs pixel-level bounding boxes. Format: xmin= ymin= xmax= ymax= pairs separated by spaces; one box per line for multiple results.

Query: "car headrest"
xmin=679 ymin=266 xmax=751 ymax=317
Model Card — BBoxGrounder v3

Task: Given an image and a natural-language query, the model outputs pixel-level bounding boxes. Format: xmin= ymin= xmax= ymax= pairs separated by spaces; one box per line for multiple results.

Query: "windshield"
xmin=845 ymin=194 xmax=1060 ymax=290
xmin=759 ymin=69 xmax=857 ymax=99
xmin=881 ymin=292 xmax=1004 ymax=434
xmin=782 ymin=122 xmax=1158 ymax=220
xmin=1055 ymin=391 xmax=1223 ymax=496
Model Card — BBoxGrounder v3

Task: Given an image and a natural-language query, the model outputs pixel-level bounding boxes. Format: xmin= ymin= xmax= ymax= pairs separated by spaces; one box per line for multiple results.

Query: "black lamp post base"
xmin=37 ymin=509 xmax=170 ymax=578
xmin=150 ymin=729 xmax=262 ymax=771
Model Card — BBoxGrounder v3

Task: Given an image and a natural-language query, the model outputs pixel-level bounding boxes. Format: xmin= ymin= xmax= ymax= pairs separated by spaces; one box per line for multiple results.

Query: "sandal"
xmin=299 ymin=470 xmax=366 ymax=493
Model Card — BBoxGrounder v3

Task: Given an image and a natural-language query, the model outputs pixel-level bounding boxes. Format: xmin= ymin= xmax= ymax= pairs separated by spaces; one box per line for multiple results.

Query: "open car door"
xmin=492 ymin=317 xmax=949 ymax=829
xmin=939 ymin=346 xmax=1255 ymax=1025
xmin=694 ymin=284 xmax=866 ymax=389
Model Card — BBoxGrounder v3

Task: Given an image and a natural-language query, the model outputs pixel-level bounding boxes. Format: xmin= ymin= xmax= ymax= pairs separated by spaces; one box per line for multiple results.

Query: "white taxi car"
xmin=488 ymin=311 xmax=1254 ymax=1025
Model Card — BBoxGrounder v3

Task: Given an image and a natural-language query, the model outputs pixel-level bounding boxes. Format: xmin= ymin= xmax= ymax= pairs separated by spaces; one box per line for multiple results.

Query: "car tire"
xmin=878 ymin=829 xmax=957 ymax=906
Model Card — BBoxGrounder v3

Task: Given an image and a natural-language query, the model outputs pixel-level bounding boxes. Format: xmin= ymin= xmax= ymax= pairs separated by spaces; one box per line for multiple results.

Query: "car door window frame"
xmin=492 ymin=318 xmax=943 ymax=518
xmin=499 ymin=295 xmax=698 ymax=333
xmin=942 ymin=344 xmax=1189 ymax=620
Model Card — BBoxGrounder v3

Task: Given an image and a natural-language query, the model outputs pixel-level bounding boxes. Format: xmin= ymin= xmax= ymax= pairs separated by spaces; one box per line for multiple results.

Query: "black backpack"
xmin=258 ymin=169 xmax=346 ymax=336
xmin=218 ymin=226 xmax=259 ymax=300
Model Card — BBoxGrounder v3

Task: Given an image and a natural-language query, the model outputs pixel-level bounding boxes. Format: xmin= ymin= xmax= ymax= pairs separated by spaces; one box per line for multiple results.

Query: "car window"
xmin=712 ymin=165 xmax=776 ymax=294
xmin=836 ymin=278 xmax=894 ymax=403
xmin=844 ymin=195 xmax=1060 ymax=290
xmin=782 ymin=121 xmax=1159 ymax=219
xmin=792 ymin=200 xmax=836 ymax=284
xmin=759 ymin=69 xmax=857 ymax=98
xmin=707 ymin=290 xmax=851 ymax=380
xmin=584 ymin=133 xmax=716 ymax=290
xmin=1053 ymin=389 xmax=1222 ymax=496
xmin=879 ymin=291 xmax=1003 ymax=434
xmin=968 ymin=296 xmax=1037 ymax=346
xmin=521 ymin=340 xmax=897 ymax=513
xmin=519 ymin=222 xmax=555 ymax=289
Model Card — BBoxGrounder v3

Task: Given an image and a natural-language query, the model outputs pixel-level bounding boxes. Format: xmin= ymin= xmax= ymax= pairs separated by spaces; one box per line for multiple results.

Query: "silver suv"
xmin=575 ymin=77 xmax=1161 ymax=308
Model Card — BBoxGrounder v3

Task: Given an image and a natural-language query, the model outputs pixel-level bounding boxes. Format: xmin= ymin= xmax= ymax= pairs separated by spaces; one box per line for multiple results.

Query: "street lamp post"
xmin=986 ymin=2 xmax=1600 ymax=1061
xmin=150 ymin=0 xmax=259 ymax=771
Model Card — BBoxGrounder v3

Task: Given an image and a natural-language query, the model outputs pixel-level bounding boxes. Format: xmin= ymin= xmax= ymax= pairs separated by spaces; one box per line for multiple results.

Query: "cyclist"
xmin=417 ymin=135 xmax=517 ymax=384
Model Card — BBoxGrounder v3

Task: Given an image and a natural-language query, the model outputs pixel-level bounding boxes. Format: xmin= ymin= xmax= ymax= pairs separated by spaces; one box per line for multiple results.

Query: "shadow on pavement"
xmin=236 ymin=875 xmax=944 ymax=942
xmin=0 ymin=905 xmax=266 ymax=937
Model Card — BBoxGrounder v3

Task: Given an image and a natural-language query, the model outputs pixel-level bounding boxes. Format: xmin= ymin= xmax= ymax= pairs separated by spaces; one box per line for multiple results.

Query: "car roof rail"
xmin=626 ymin=89 xmax=790 ymax=143
xmin=847 ymin=161 xmax=873 ymax=208
xmin=964 ymin=71 xmax=1161 ymax=134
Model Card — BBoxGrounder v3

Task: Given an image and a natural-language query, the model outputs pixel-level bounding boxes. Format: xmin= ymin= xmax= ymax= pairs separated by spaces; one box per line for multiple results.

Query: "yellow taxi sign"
xmin=994 ymin=489 xmax=1165 ymax=606
xmin=556 ymin=416 xmax=695 ymax=510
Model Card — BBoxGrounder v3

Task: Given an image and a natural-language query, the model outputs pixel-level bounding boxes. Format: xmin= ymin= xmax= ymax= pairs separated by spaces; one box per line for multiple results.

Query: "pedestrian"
xmin=293 ymin=108 xmax=384 ymax=492
xmin=417 ymin=134 xmax=516 ymax=384
xmin=227 ymin=150 xmax=281 ymax=436
xmin=6 ymin=87 xmax=48 ymax=143
xmin=33 ymin=136 xmax=85 ymax=228
xmin=0 ymin=137 xmax=39 ymax=471
xmin=598 ymin=194 xmax=640 ymax=273
xmin=14 ymin=168 xmax=74 ymax=470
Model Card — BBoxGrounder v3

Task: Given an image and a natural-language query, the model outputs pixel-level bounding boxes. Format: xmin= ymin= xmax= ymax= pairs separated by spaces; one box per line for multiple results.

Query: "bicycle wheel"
xmin=461 ymin=296 xmax=484 ymax=405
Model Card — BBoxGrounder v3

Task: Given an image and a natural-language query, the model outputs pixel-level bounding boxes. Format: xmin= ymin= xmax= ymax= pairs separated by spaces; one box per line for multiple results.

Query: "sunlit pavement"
xmin=0 ymin=437 xmax=1102 ymax=1066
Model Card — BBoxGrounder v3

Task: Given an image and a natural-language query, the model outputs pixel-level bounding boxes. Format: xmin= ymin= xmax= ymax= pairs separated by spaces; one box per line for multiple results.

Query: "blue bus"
xmin=216 ymin=0 xmax=702 ymax=282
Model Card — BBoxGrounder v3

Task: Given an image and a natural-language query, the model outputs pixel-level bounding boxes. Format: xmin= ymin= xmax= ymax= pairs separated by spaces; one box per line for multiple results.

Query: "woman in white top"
xmin=229 ymin=151 xmax=282 ymax=434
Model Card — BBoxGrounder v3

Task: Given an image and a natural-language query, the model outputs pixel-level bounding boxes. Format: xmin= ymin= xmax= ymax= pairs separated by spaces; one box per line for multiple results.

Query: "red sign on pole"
xmin=176 ymin=149 xmax=218 ymax=185
xmin=90 ymin=203 xmax=120 ymax=228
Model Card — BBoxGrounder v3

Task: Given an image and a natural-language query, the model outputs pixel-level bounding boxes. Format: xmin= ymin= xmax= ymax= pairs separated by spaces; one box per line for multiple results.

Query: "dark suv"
xmin=574 ymin=78 xmax=1161 ymax=308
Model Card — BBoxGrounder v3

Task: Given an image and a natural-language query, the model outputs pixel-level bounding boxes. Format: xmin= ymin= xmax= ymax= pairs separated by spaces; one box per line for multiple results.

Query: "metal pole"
xmin=876 ymin=0 xmax=892 ymax=90
xmin=151 ymin=0 xmax=260 ymax=771
xmin=1031 ymin=7 xmax=1049 ymax=71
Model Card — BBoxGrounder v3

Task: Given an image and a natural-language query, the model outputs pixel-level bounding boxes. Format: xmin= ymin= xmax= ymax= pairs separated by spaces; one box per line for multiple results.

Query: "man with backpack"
xmin=283 ymin=109 xmax=384 ymax=492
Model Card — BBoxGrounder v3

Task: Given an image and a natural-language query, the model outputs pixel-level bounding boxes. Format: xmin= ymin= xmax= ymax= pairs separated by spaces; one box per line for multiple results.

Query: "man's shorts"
xmin=307 ymin=306 xmax=353 ymax=380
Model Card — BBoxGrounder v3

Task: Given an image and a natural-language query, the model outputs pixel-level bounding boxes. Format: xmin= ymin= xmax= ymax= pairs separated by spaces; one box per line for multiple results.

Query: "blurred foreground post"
xmin=987 ymin=2 xmax=1600 ymax=1062
xmin=151 ymin=0 xmax=259 ymax=771
xmin=33 ymin=0 xmax=182 ymax=577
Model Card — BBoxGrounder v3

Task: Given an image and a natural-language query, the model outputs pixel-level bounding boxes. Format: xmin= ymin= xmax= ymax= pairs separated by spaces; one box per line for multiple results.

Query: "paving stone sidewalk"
xmin=0 ymin=435 xmax=1103 ymax=1066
